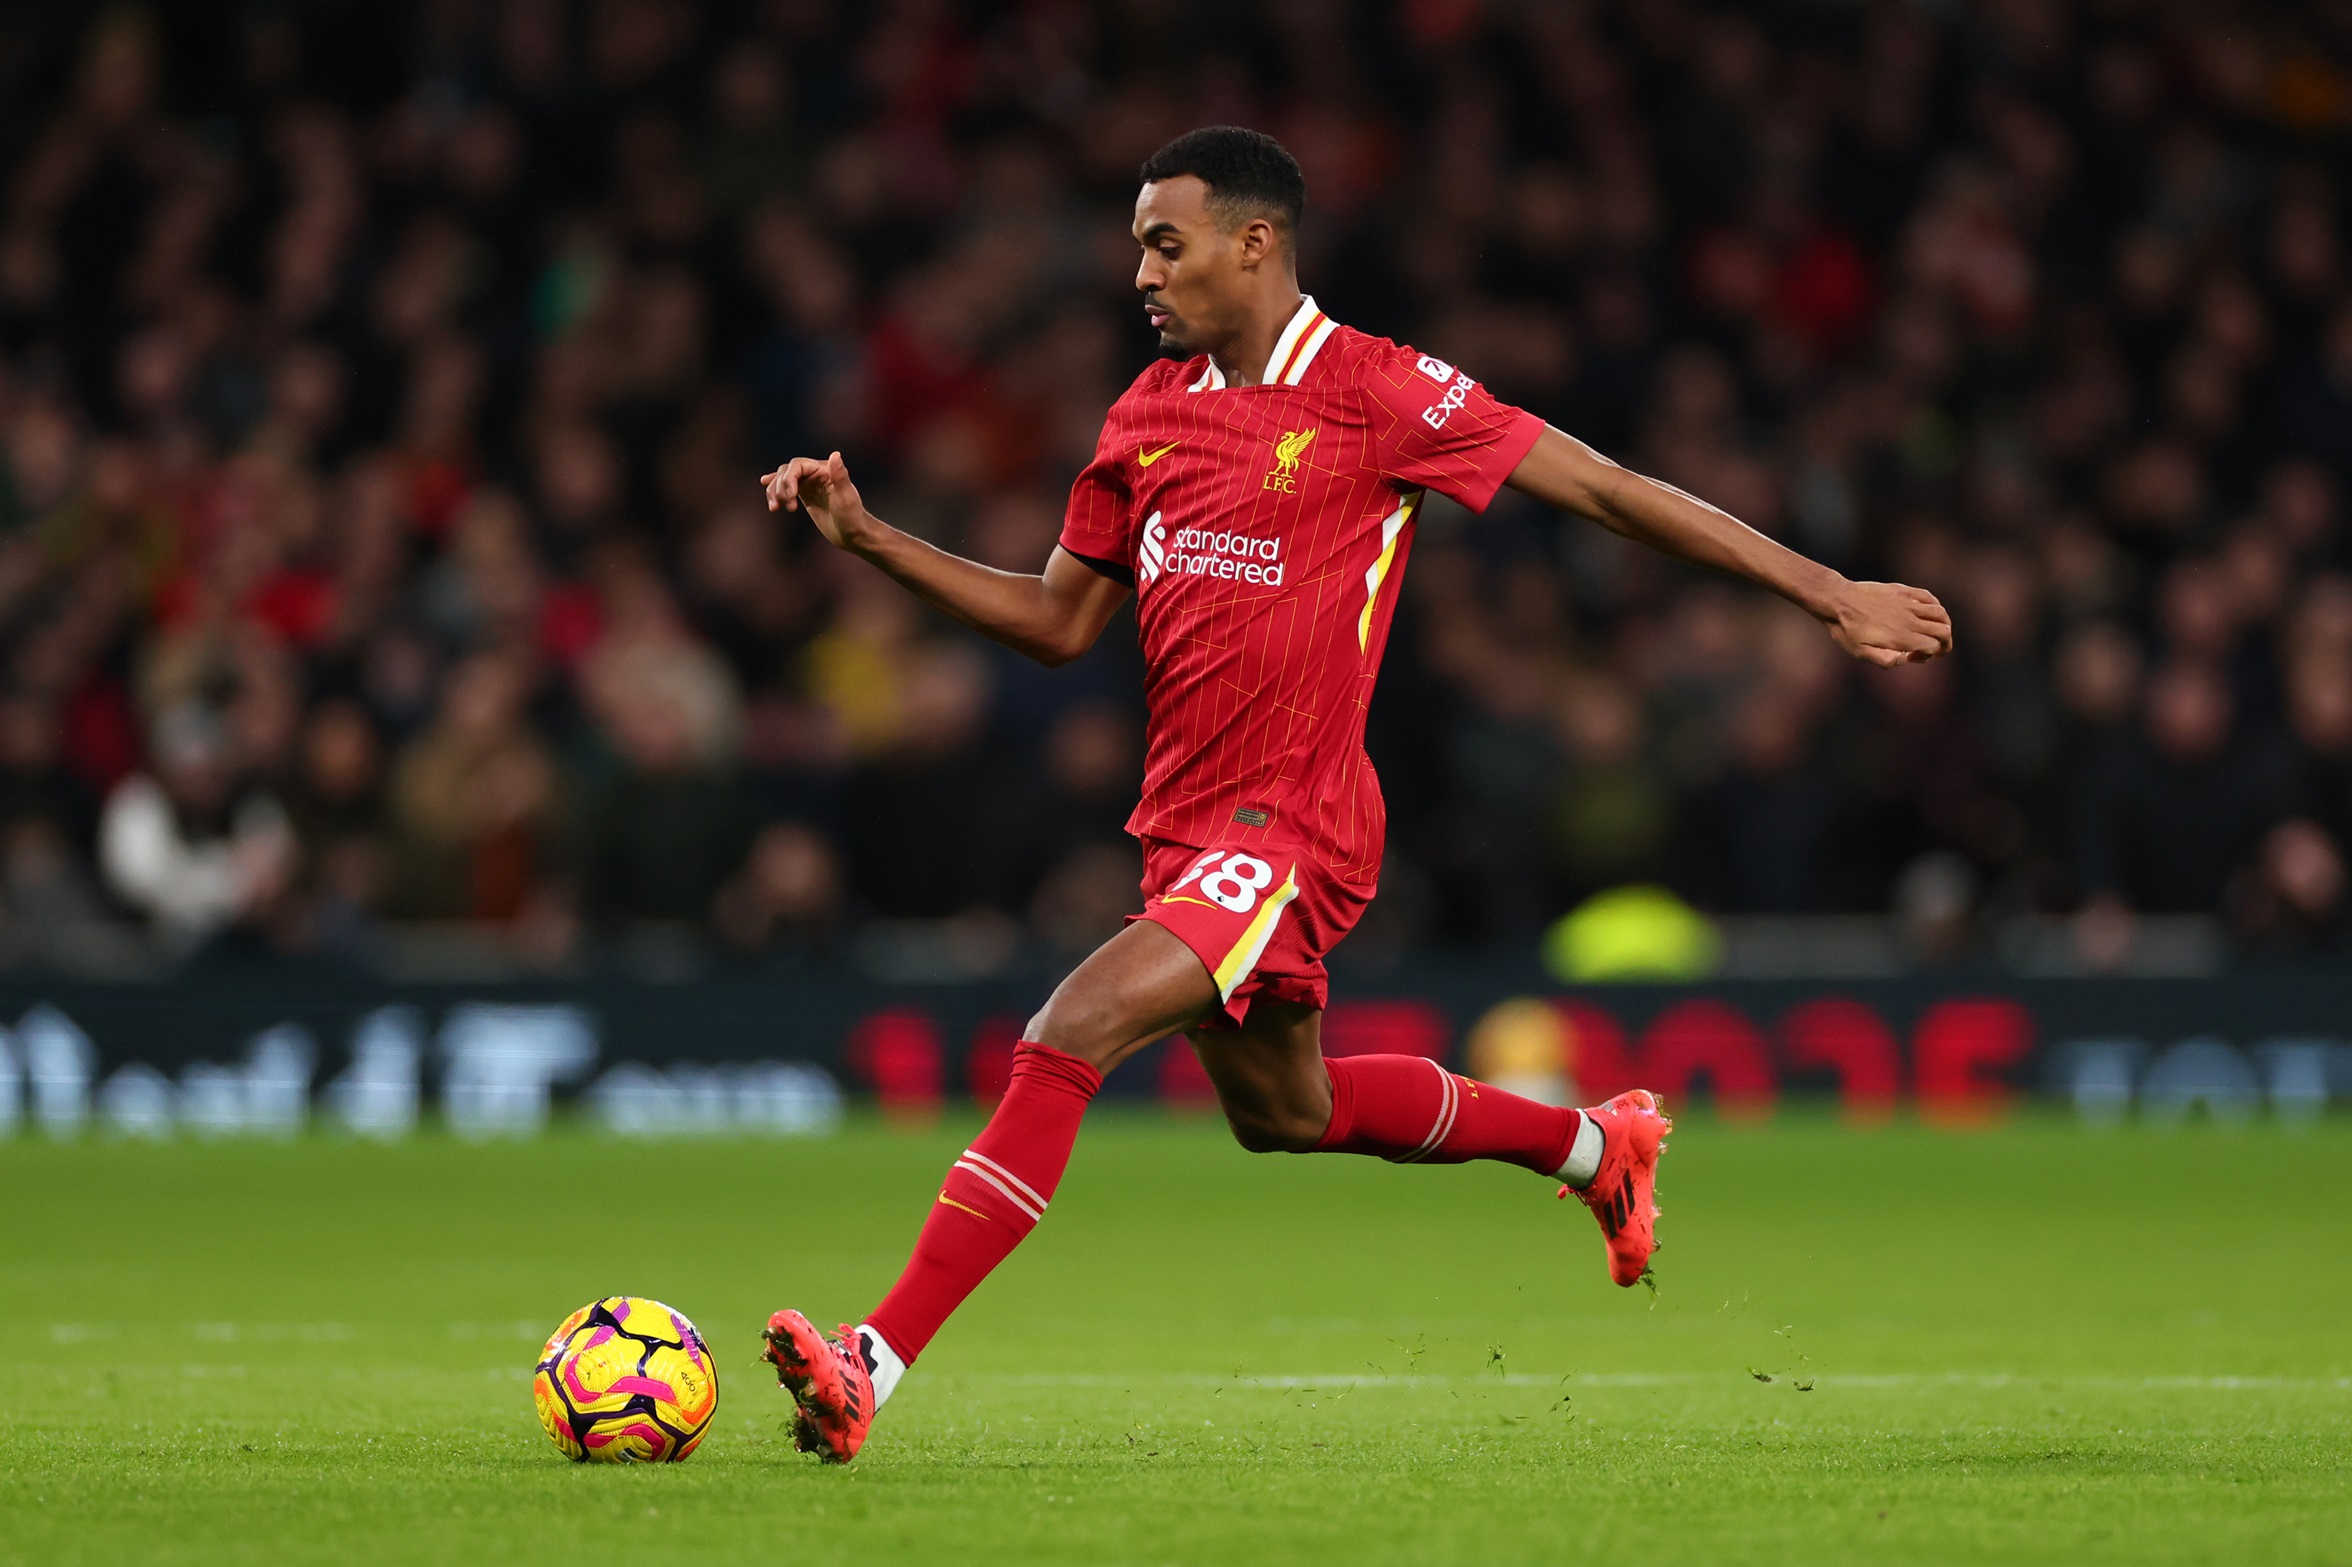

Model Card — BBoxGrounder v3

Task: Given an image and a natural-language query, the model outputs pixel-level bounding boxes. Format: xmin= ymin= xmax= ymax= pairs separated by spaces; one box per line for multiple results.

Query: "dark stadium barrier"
xmin=0 ymin=963 xmax=2345 ymax=1137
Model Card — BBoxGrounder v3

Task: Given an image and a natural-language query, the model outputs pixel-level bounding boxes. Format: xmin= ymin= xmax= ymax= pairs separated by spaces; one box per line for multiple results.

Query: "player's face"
xmin=1132 ymin=176 xmax=1255 ymax=357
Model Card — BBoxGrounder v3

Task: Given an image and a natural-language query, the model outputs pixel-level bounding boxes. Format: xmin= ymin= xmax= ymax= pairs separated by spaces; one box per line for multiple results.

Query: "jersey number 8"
xmin=1172 ymin=850 xmax=1275 ymax=914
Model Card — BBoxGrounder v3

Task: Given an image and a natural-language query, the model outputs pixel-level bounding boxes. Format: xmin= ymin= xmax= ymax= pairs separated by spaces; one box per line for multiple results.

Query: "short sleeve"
xmin=1057 ymin=419 xmax=1134 ymax=580
xmin=1360 ymin=343 xmax=1545 ymax=513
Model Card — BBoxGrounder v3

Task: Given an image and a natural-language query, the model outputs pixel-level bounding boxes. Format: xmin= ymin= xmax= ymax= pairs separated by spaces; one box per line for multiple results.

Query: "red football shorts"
xmin=1129 ymin=837 xmax=1374 ymax=1030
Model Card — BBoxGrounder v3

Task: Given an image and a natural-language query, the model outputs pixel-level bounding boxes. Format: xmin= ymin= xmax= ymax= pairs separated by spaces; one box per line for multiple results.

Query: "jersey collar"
xmin=1189 ymin=294 xmax=1337 ymax=392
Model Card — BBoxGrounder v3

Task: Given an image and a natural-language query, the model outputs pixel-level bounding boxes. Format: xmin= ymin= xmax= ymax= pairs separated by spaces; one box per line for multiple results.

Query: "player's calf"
xmin=1290 ymin=1050 xmax=1673 ymax=1287
xmin=1186 ymin=1010 xmax=1333 ymax=1152
xmin=1221 ymin=1101 xmax=1326 ymax=1152
xmin=1313 ymin=1053 xmax=1585 ymax=1174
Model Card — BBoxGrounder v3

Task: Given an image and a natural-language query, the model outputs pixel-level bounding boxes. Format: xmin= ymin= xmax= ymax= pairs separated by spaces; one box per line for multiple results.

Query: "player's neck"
xmin=1207 ymin=285 xmax=1307 ymax=388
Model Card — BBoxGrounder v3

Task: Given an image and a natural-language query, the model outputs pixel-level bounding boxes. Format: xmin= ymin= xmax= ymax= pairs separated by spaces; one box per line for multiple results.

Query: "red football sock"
xmin=1316 ymin=1055 xmax=1582 ymax=1175
xmin=863 ymin=1041 xmax=1102 ymax=1366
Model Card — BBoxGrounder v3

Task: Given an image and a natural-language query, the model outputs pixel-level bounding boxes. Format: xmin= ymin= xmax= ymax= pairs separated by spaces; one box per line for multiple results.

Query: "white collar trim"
xmin=1188 ymin=295 xmax=1336 ymax=391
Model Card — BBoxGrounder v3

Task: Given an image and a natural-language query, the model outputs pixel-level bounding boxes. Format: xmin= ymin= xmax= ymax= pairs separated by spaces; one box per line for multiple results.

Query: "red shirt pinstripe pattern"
xmin=1059 ymin=297 xmax=1545 ymax=888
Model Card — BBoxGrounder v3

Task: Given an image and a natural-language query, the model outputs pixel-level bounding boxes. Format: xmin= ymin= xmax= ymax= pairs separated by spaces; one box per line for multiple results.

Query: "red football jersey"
xmin=1059 ymin=296 xmax=1544 ymax=886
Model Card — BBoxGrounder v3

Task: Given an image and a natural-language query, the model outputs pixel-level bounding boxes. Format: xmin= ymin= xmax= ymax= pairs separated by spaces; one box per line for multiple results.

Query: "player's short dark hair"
xmin=1139 ymin=127 xmax=1306 ymax=242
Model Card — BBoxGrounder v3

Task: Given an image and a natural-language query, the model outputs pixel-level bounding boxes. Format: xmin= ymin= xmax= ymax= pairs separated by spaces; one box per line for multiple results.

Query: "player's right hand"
xmin=1824 ymin=579 xmax=1955 ymax=667
xmin=760 ymin=452 xmax=868 ymax=550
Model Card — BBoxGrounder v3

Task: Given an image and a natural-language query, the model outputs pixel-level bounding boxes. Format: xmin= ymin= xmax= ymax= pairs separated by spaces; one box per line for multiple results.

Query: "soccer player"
xmin=755 ymin=127 xmax=1954 ymax=1462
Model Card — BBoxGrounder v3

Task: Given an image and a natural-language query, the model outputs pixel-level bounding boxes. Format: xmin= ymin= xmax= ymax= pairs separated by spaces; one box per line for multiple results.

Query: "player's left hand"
xmin=760 ymin=451 xmax=873 ymax=552
xmin=1822 ymin=580 xmax=1954 ymax=667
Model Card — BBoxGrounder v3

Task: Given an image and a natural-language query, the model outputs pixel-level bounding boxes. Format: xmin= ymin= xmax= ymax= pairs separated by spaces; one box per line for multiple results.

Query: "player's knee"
xmin=1022 ymin=996 xmax=1122 ymax=1071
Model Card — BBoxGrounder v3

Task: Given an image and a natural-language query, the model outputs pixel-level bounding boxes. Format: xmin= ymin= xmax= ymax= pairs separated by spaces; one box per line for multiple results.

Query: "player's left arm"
xmin=1504 ymin=425 xmax=1954 ymax=666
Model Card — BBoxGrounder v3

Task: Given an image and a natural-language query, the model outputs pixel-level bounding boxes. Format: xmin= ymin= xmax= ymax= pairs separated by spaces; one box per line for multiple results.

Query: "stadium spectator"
xmin=714 ymin=819 xmax=844 ymax=954
xmin=285 ymin=697 xmax=392 ymax=948
xmin=974 ymin=699 xmax=1140 ymax=916
xmin=2285 ymin=643 xmax=2352 ymax=852
xmin=97 ymin=703 xmax=295 ymax=946
xmin=572 ymin=596 xmax=753 ymax=928
xmin=839 ymin=639 xmax=995 ymax=920
xmin=2076 ymin=661 xmax=2292 ymax=916
xmin=2232 ymin=815 xmax=2352 ymax=961
xmin=0 ymin=692 xmax=95 ymax=852
xmin=1543 ymin=671 xmax=1674 ymax=905
xmin=387 ymin=650 xmax=556 ymax=921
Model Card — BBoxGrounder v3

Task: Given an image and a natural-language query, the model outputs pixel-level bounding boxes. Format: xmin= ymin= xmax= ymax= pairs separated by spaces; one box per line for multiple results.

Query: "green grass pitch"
xmin=0 ymin=1109 xmax=2346 ymax=1565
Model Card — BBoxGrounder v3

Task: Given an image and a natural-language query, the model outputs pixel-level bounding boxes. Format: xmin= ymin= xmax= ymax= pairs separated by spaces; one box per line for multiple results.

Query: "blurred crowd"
xmin=2 ymin=0 xmax=2352 ymax=971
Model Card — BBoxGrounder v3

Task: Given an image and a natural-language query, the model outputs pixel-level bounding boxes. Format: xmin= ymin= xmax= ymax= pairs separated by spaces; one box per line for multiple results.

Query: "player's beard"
xmin=1146 ymin=297 xmax=1194 ymax=358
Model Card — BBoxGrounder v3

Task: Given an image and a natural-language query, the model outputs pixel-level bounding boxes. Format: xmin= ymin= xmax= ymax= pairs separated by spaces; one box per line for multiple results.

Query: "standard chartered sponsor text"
xmin=1168 ymin=526 xmax=1286 ymax=585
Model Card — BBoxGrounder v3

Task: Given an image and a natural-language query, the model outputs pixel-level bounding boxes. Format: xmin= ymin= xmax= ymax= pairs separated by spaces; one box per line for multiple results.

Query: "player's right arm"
xmin=761 ymin=452 xmax=1129 ymax=667
xmin=1359 ymin=341 xmax=1952 ymax=669
xmin=1504 ymin=427 xmax=1954 ymax=668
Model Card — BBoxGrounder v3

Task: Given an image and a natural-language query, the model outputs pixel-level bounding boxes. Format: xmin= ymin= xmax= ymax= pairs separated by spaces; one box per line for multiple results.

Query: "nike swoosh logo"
xmin=937 ymin=1193 xmax=991 ymax=1221
xmin=1138 ymin=441 xmax=1181 ymax=466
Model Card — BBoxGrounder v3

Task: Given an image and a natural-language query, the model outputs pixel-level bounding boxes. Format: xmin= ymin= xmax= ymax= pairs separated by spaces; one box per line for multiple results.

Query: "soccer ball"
xmin=534 ymin=1296 xmax=719 ymax=1462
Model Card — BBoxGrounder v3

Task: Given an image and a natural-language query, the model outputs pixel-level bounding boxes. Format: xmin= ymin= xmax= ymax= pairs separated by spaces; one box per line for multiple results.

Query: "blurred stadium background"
xmin=1 ymin=0 xmax=2351 ymax=1134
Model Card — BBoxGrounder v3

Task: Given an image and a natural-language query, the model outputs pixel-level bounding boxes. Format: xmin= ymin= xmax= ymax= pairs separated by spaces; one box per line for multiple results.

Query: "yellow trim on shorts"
xmin=1210 ymin=869 xmax=1300 ymax=1001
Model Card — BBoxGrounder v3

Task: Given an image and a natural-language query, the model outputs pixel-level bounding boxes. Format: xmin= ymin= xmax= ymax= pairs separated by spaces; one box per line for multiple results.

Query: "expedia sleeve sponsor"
xmin=1420 ymin=370 xmax=1476 ymax=430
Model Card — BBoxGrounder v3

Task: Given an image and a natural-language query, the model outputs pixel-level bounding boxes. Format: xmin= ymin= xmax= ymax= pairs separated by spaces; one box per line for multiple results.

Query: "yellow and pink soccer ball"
xmin=534 ymin=1296 xmax=718 ymax=1462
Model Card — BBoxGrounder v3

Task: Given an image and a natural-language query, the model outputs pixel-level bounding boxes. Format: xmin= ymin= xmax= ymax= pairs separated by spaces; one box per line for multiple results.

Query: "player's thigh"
xmin=1189 ymin=1001 xmax=1331 ymax=1152
xmin=1026 ymin=916 xmax=1220 ymax=1074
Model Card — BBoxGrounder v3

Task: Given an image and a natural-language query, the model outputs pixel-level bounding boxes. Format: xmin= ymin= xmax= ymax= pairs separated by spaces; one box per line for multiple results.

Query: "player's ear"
xmin=1236 ymin=215 xmax=1278 ymax=270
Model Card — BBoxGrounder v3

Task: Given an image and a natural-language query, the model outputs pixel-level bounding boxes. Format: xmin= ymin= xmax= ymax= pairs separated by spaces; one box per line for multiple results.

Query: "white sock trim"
xmin=1395 ymin=1058 xmax=1460 ymax=1163
xmin=953 ymin=1156 xmax=1045 ymax=1223
xmin=960 ymin=1148 xmax=1048 ymax=1213
xmin=1556 ymin=1112 xmax=1605 ymax=1188
xmin=857 ymin=1324 xmax=907 ymax=1409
